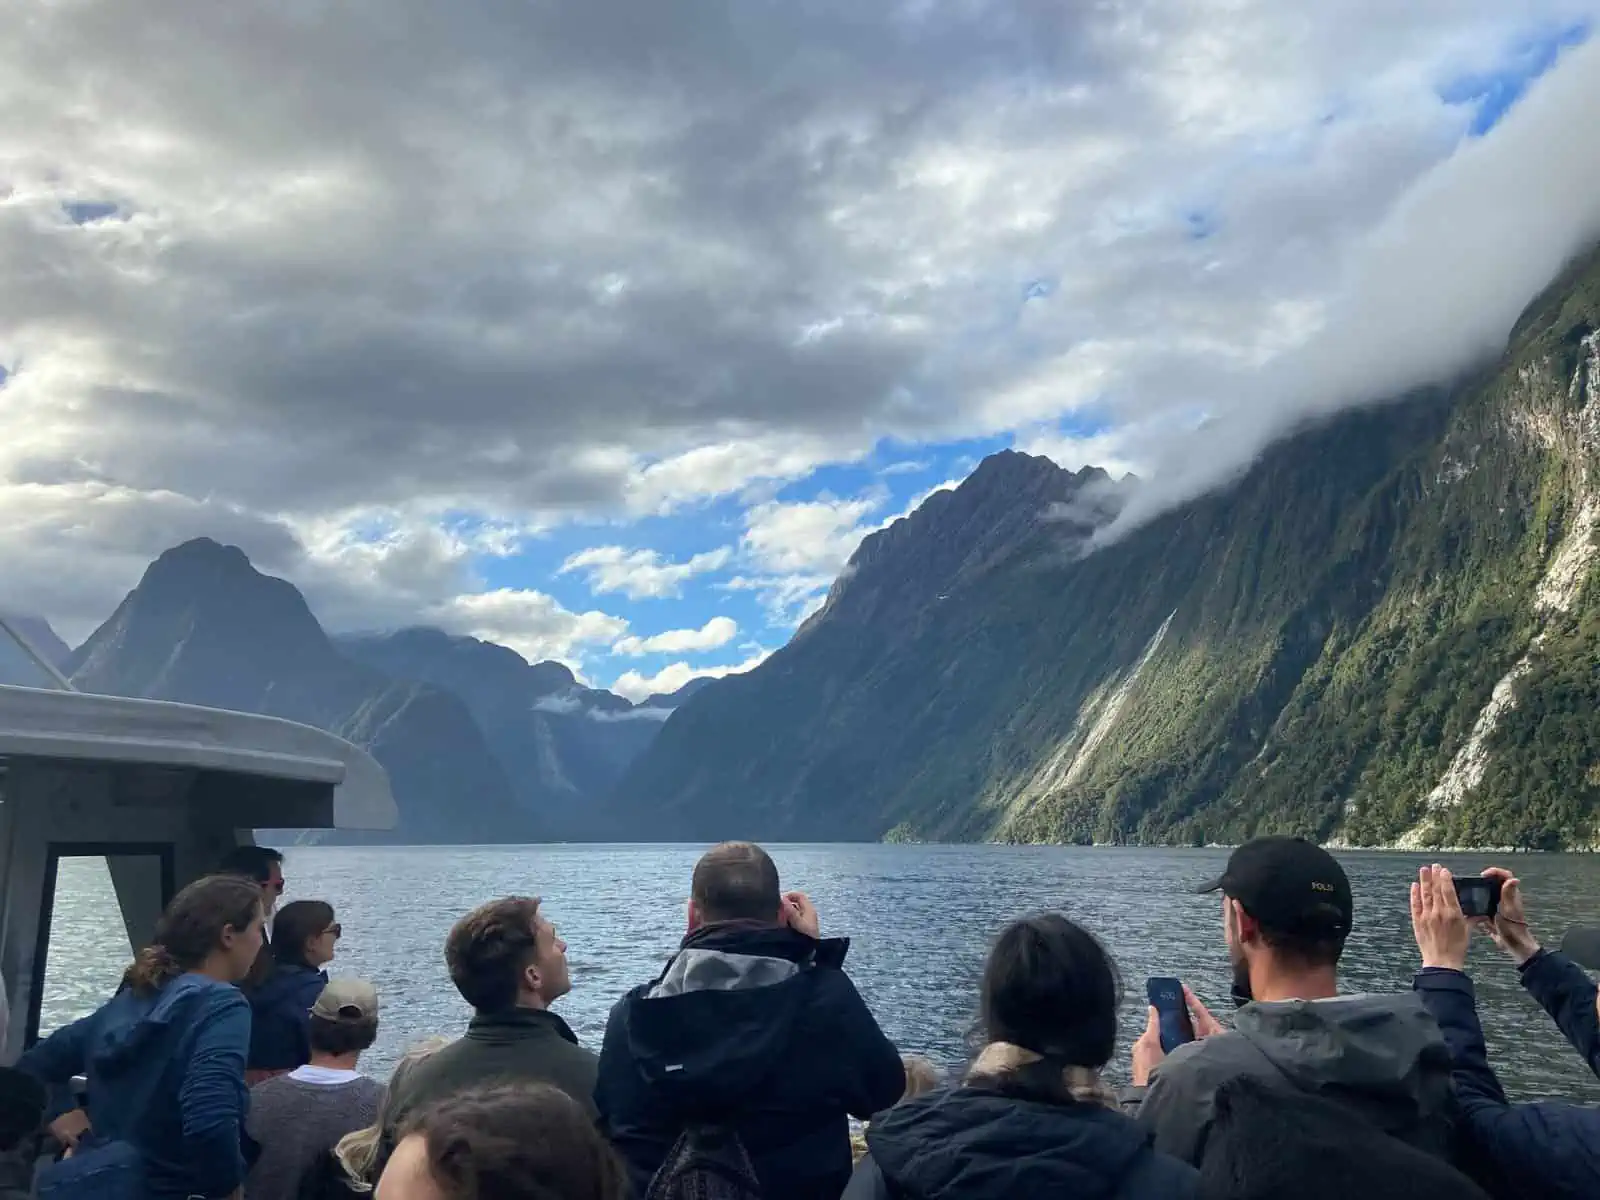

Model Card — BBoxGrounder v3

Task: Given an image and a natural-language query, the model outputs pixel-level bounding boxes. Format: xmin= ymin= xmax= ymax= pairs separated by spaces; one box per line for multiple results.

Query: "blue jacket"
xmin=246 ymin=964 xmax=327 ymax=1072
xmin=18 ymin=973 xmax=252 ymax=1199
xmin=1518 ymin=950 xmax=1600 ymax=1080
xmin=1414 ymin=961 xmax=1600 ymax=1200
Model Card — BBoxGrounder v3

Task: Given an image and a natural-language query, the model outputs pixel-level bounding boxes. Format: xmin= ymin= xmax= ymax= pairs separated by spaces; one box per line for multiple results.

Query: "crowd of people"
xmin=0 ymin=836 xmax=1596 ymax=1198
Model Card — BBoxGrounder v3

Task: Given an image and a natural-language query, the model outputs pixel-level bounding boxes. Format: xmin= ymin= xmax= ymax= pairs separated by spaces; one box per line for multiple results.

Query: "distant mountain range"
xmin=612 ymin=241 xmax=1600 ymax=851
xmin=1 ymin=539 xmax=704 ymax=842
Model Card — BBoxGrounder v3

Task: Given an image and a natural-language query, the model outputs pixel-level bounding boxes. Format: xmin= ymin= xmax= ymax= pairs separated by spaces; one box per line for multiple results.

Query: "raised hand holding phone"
xmin=1147 ymin=977 xmax=1195 ymax=1053
xmin=1132 ymin=978 xmax=1222 ymax=1086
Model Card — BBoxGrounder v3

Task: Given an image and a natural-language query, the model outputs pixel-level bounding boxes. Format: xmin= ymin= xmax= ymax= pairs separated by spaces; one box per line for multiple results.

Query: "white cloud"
xmin=610 ymin=649 xmax=772 ymax=703
xmin=613 ymin=615 xmax=739 ymax=657
xmin=532 ymin=693 xmax=584 ymax=715
xmin=1 ymin=0 xmax=1598 ymax=637
xmin=560 ymin=545 xmax=732 ymax=600
xmin=1018 ymin=429 xmax=1145 ymax=481
xmin=433 ymin=589 xmax=628 ymax=666
xmin=741 ymin=495 xmax=883 ymax=576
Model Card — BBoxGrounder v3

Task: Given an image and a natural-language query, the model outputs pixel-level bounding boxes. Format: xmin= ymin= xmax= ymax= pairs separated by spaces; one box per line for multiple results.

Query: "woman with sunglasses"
xmin=247 ymin=901 xmax=343 ymax=1085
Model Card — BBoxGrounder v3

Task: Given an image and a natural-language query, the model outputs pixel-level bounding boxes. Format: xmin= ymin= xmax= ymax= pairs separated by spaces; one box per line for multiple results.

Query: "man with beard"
xmin=1123 ymin=837 xmax=1458 ymax=1168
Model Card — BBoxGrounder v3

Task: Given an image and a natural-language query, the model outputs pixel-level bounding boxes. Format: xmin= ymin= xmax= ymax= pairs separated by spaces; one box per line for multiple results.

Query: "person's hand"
xmin=781 ymin=891 xmax=820 ymax=939
xmin=1132 ymin=1007 xmax=1165 ymax=1087
xmin=48 ymin=1108 xmax=90 ymax=1151
xmin=1411 ymin=865 xmax=1470 ymax=972
xmin=1476 ymin=867 xmax=1541 ymax=965
xmin=1131 ymin=986 xmax=1221 ymax=1087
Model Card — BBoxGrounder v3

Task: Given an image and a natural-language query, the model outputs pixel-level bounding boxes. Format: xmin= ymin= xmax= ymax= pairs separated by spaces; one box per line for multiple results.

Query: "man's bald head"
xmin=691 ymin=842 xmax=782 ymax=926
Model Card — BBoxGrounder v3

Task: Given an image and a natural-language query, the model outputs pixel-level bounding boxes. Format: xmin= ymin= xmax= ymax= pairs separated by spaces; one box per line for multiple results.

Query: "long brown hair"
xmin=271 ymin=900 xmax=335 ymax=970
xmin=123 ymin=873 xmax=264 ymax=995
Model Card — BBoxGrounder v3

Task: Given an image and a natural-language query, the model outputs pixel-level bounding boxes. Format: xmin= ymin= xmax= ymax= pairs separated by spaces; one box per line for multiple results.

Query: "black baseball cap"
xmin=1197 ymin=836 xmax=1353 ymax=938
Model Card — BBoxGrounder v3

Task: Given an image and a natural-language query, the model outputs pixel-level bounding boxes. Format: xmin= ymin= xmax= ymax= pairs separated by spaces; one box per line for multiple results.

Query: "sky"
xmin=2 ymin=2 xmax=1599 ymax=701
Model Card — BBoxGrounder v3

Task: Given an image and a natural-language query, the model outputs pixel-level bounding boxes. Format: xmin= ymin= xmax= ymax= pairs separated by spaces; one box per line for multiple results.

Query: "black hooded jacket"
xmin=843 ymin=1085 xmax=1197 ymax=1200
xmin=595 ymin=923 xmax=904 ymax=1200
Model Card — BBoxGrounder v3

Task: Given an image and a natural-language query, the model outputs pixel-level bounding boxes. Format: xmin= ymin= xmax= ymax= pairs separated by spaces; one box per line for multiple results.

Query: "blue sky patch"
xmin=1438 ymin=19 xmax=1590 ymax=136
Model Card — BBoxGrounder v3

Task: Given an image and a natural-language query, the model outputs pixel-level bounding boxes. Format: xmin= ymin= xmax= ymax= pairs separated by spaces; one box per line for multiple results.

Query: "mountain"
xmin=67 ymin=539 xmax=535 ymax=844
xmin=641 ymin=676 xmax=718 ymax=710
xmin=0 ymin=615 xmax=70 ymax=687
xmin=612 ymin=242 xmax=1600 ymax=850
xmin=334 ymin=628 xmax=682 ymax=838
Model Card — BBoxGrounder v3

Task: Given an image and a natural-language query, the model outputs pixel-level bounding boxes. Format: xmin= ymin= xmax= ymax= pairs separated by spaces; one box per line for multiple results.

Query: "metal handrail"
xmin=0 ymin=615 xmax=75 ymax=692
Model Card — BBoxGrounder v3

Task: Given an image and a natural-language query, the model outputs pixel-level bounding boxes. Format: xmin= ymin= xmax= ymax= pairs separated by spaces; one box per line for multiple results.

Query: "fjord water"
xmin=40 ymin=844 xmax=1600 ymax=1098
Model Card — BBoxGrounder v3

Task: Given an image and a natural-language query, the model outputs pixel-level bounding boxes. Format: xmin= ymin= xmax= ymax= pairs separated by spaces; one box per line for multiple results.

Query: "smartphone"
xmin=1454 ymin=875 xmax=1503 ymax=919
xmin=1147 ymin=976 xmax=1195 ymax=1053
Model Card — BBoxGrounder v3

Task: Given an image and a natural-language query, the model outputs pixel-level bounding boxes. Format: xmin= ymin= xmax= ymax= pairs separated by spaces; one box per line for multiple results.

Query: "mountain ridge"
xmin=63 ymin=541 xmax=526 ymax=841
xmin=610 ymin=241 xmax=1600 ymax=850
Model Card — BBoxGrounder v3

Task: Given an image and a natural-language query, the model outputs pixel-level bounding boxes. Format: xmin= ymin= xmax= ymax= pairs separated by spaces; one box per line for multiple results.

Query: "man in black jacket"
xmin=596 ymin=842 xmax=904 ymax=1200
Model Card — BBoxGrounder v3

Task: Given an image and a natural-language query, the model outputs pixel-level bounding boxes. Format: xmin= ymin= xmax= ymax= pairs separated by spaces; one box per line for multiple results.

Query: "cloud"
xmin=741 ymin=495 xmax=883 ymax=576
xmin=610 ymin=649 xmax=772 ymax=704
xmin=531 ymin=693 xmax=584 ymax=715
xmin=1102 ymin=28 xmax=1600 ymax=537
xmin=561 ymin=545 xmax=733 ymax=600
xmin=727 ymin=493 xmax=888 ymax=623
xmin=2 ymin=0 xmax=1598 ymax=643
xmin=613 ymin=616 xmax=739 ymax=656
xmin=585 ymin=704 xmax=674 ymax=723
xmin=435 ymin=588 xmax=628 ymax=666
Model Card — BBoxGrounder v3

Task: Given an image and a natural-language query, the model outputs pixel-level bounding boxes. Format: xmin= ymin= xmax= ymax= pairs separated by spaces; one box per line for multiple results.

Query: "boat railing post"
xmin=0 ymin=616 xmax=75 ymax=693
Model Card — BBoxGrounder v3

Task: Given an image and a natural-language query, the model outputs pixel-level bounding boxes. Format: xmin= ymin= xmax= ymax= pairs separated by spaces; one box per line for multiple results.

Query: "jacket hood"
xmin=618 ymin=924 xmax=843 ymax=1116
xmin=1233 ymin=993 xmax=1449 ymax=1103
xmin=91 ymin=974 xmax=235 ymax=1077
xmin=868 ymin=1086 xmax=1157 ymax=1200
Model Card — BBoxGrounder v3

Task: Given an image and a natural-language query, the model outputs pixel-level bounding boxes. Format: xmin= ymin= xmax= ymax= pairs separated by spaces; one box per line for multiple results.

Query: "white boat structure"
xmin=0 ymin=620 xmax=395 ymax=1062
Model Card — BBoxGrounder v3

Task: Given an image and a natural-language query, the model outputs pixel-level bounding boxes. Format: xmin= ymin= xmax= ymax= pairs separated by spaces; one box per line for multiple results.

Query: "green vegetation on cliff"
xmin=612 ymin=244 xmax=1600 ymax=849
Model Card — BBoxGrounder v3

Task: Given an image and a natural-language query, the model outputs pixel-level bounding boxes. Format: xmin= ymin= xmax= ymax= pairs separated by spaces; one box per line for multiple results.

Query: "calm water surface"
xmin=39 ymin=844 xmax=1600 ymax=1099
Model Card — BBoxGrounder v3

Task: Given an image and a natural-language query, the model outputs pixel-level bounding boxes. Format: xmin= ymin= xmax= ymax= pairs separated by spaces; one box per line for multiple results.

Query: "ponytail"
xmin=119 ymin=873 xmax=265 ymax=995
xmin=123 ymin=945 xmax=184 ymax=995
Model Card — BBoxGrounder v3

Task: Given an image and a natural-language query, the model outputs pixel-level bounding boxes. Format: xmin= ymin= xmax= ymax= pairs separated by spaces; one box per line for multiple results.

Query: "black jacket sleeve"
xmin=1519 ymin=951 xmax=1600 ymax=1080
xmin=1414 ymin=968 xmax=1600 ymax=1199
xmin=823 ymin=973 xmax=904 ymax=1120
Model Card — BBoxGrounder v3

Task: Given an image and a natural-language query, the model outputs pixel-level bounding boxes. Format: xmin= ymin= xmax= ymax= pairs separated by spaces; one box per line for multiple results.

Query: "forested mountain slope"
xmin=613 ymin=243 xmax=1600 ymax=850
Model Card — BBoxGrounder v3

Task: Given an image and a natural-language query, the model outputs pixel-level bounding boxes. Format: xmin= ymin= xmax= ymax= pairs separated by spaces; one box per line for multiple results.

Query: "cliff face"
xmin=611 ymin=243 xmax=1600 ymax=850
xmin=68 ymin=540 xmax=534 ymax=844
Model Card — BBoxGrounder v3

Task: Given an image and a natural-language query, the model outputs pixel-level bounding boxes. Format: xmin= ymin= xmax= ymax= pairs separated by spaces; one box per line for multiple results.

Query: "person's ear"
xmin=522 ymin=959 xmax=543 ymax=998
xmin=686 ymin=899 xmax=703 ymax=933
xmin=1232 ymin=901 xmax=1262 ymax=945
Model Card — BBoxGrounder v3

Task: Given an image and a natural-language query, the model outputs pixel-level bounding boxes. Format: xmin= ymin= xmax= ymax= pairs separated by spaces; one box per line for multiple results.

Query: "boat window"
xmin=36 ymin=857 xmax=127 ymax=1038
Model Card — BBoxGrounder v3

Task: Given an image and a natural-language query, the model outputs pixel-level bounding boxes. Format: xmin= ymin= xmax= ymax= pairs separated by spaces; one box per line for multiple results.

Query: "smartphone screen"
xmin=1147 ymin=976 xmax=1195 ymax=1053
xmin=1454 ymin=876 xmax=1502 ymax=919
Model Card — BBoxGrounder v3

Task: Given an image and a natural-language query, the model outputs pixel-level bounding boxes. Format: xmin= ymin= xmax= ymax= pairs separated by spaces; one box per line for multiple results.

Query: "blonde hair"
xmin=900 ymin=1054 xmax=941 ymax=1101
xmin=966 ymin=1041 xmax=1121 ymax=1111
xmin=851 ymin=1054 xmax=945 ymax=1162
xmin=332 ymin=1036 xmax=451 ymax=1191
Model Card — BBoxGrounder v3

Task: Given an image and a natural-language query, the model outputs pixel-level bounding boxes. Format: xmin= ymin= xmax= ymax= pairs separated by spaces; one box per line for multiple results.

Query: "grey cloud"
xmin=1 ymin=0 xmax=1598 ymax=626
